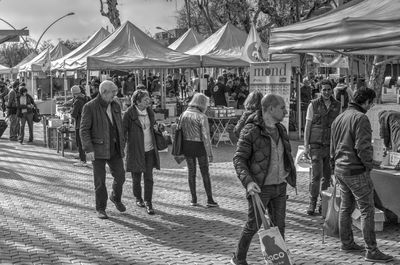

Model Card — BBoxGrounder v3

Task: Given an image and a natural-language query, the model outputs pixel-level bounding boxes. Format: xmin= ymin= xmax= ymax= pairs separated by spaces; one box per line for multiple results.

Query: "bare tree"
xmin=99 ymin=0 xmax=121 ymax=30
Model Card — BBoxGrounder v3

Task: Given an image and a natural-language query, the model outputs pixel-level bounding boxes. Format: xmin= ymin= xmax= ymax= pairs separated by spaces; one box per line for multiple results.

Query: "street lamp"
xmin=0 ymin=17 xmax=31 ymax=51
xmin=34 ymin=12 xmax=75 ymax=52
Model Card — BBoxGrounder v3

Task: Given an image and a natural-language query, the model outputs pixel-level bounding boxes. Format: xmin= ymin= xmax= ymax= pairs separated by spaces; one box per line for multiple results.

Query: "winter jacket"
xmin=379 ymin=110 xmax=400 ymax=152
xmin=309 ymin=96 xmax=340 ymax=146
xmin=17 ymin=94 xmax=36 ymax=117
xmin=80 ymin=95 xmax=125 ymax=160
xmin=180 ymin=106 xmax=212 ymax=158
xmin=330 ymin=103 xmax=373 ymax=176
xmin=233 ymin=110 xmax=297 ymax=190
xmin=234 ymin=110 xmax=254 ymax=138
xmin=123 ymin=106 xmax=160 ymax=172
xmin=7 ymin=89 xmax=18 ymax=115
xmin=71 ymin=93 xmax=88 ymax=129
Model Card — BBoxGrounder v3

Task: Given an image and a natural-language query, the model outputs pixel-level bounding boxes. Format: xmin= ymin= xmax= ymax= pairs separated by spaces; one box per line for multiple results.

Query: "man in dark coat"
xmin=71 ymin=85 xmax=89 ymax=167
xmin=80 ymin=80 xmax=126 ymax=219
xmin=231 ymin=94 xmax=297 ymax=265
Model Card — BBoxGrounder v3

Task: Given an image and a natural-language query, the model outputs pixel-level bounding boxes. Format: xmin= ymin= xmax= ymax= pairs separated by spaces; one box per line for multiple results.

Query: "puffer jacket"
xmin=180 ymin=106 xmax=212 ymax=158
xmin=330 ymin=103 xmax=373 ymax=176
xmin=80 ymin=95 xmax=125 ymax=160
xmin=233 ymin=110 xmax=296 ymax=190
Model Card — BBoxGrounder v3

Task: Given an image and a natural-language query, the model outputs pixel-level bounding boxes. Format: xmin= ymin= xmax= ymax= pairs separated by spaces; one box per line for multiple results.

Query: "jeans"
xmin=19 ymin=112 xmax=33 ymax=142
xmin=132 ymin=149 xmax=155 ymax=203
xmin=309 ymin=146 xmax=331 ymax=201
xmin=75 ymin=129 xmax=86 ymax=162
xmin=336 ymin=172 xmax=377 ymax=251
xmin=235 ymin=183 xmax=287 ymax=261
xmin=185 ymin=155 xmax=213 ymax=202
xmin=92 ymin=152 xmax=125 ymax=211
xmin=9 ymin=114 xmax=20 ymax=140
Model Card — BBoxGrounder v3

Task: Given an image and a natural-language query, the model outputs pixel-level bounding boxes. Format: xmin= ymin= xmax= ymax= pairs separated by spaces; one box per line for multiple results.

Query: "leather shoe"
xmin=145 ymin=202 xmax=155 ymax=215
xmin=341 ymin=242 xmax=364 ymax=252
xmin=110 ymin=195 xmax=126 ymax=212
xmin=97 ymin=210 xmax=108 ymax=219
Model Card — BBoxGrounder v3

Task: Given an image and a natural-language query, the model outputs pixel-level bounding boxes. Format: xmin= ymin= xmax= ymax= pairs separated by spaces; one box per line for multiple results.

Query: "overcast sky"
xmin=1 ymin=0 xmax=183 ymax=44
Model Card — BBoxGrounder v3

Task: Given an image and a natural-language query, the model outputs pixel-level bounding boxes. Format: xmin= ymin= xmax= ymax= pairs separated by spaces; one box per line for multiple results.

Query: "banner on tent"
xmin=249 ymin=62 xmax=291 ymax=130
xmin=310 ymin=53 xmax=349 ymax=68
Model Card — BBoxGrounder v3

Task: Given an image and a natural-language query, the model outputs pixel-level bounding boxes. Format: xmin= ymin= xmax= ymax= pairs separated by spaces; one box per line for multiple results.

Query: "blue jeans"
xmin=19 ymin=112 xmax=33 ymax=142
xmin=235 ymin=183 xmax=287 ymax=261
xmin=336 ymin=172 xmax=377 ymax=251
xmin=310 ymin=146 xmax=331 ymax=201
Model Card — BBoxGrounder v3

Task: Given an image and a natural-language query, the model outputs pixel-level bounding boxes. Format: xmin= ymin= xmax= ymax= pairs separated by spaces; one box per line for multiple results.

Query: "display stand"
xmin=209 ymin=116 xmax=234 ymax=147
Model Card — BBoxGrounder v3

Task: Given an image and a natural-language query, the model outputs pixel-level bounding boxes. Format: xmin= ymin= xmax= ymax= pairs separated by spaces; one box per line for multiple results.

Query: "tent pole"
xmin=50 ymin=70 xmax=53 ymax=116
xmin=297 ymin=71 xmax=301 ymax=140
xmin=86 ymin=70 xmax=90 ymax=96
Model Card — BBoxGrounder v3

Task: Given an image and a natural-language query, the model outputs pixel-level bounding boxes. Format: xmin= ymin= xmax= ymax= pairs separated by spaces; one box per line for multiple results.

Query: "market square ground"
xmin=0 ymin=122 xmax=399 ymax=265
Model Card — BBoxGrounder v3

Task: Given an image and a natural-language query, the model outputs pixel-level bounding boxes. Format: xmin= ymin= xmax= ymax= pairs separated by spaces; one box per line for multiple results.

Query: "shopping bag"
xmin=323 ymin=183 xmax=340 ymax=238
xmin=253 ymin=194 xmax=293 ymax=265
xmin=171 ymin=115 xmax=183 ymax=156
xmin=32 ymin=108 xmax=41 ymax=123
xmin=154 ymin=128 xmax=168 ymax=150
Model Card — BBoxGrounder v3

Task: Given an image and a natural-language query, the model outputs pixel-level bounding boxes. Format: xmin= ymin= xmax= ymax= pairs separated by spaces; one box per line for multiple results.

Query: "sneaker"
xmin=365 ymin=249 xmax=394 ymax=263
xmin=230 ymin=254 xmax=248 ymax=265
xmin=110 ymin=195 xmax=126 ymax=212
xmin=145 ymin=202 xmax=155 ymax=215
xmin=97 ymin=210 xmax=108 ymax=219
xmin=73 ymin=161 xmax=88 ymax=167
xmin=136 ymin=199 xmax=145 ymax=208
xmin=190 ymin=202 xmax=199 ymax=206
xmin=206 ymin=200 xmax=219 ymax=207
xmin=341 ymin=242 xmax=364 ymax=252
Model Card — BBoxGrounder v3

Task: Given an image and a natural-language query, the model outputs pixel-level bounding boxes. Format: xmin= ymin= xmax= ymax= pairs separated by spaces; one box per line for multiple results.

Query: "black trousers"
xmin=75 ymin=129 xmax=86 ymax=162
xmin=132 ymin=149 xmax=156 ymax=203
xmin=185 ymin=155 xmax=213 ymax=202
xmin=92 ymin=151 xmax=125 ymax=211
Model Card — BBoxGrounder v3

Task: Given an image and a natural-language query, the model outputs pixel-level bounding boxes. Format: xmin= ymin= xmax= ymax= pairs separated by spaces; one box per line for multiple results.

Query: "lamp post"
xmin=156 ymin=26 xmax=174 ymax=46
xmin=0 ymin=17 xmax=31 ymax=51
xmin=34 ymin=12 xmax=75 ymax=52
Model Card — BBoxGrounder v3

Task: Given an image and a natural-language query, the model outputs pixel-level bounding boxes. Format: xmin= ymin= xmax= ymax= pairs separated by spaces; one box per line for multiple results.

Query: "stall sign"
xmin=249 ymin=61 xmax=292 ymax=130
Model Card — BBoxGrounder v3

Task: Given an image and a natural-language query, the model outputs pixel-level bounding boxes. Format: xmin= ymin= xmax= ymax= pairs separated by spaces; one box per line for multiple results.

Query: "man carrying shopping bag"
xmin=232 ymin=94 xmax=297 ymax=265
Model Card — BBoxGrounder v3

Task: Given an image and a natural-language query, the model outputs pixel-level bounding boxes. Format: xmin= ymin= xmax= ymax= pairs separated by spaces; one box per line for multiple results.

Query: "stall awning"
xmin=269 ymin=0 xmax=400 ymax=54
xmin=85 ymin=21 xmax=201 ymax=70
xmin=168 ymin=28 xmax=204 ymax=53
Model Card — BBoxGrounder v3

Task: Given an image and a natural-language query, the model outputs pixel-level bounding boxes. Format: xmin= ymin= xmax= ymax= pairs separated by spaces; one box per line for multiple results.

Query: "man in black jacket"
xmin=231 ymin=94 xmax=296 ymax=265
xmin=80 ymin=80 xmax=126 ymax=219
xmin=331 ymin=89 xmax=393 ymax=262
xmin=71 ymin=85 xmax=89 ymax=167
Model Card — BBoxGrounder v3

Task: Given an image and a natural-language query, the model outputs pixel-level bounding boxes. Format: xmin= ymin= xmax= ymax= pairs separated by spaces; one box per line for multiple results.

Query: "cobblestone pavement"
xmin=0 ymin=123 xmax=399 ymax=265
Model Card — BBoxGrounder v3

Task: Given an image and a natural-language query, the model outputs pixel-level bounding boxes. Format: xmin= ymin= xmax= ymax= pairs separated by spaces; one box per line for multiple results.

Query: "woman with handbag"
xmin=180 ymin=93 xmax=218 ymax=207
xmin=17 ymin=86 xmax=36 ymax=144
xmin=123 ymin=90 xmax=160 ymax=215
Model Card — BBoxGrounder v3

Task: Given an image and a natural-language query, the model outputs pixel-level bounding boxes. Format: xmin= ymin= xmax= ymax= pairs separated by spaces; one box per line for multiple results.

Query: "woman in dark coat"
xmin=123 ymin=90 xmax=160 ymax=215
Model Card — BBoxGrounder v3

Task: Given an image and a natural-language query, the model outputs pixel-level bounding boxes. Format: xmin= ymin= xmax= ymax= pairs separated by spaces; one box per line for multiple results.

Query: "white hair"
xmin=99 ymin=80 xmax=117 ymax=95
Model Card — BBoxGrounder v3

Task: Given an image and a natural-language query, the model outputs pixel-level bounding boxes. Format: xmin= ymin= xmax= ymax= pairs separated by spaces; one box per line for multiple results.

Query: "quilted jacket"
xmin=233 ymin=110 xmax=297 ymax=190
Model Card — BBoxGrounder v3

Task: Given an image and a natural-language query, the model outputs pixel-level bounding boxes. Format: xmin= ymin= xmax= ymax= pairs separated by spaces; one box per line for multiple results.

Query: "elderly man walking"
xmin=231 ymin=94 xmax=297 ymax=265
xmin=80 ymin=80 xmax=126 ymax=219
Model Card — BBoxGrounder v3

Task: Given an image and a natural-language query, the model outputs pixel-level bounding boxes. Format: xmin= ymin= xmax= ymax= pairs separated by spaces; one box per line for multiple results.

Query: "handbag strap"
xmin=177 ymin=114 xmax=183 ymax=129
xmin=252 ymin=193 xmax=271 ymax=230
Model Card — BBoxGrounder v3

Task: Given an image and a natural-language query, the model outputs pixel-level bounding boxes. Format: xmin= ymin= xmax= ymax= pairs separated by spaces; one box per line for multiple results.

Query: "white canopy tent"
xmin=186 ymin=22 xmax=248 ymax=67
xmin=51 ymin=27 xmax=109 ymax=71
xmin=85 ymin=21 xmax=201 ymax=70
xmin=168 ymin=28 xmax=204 ymax=53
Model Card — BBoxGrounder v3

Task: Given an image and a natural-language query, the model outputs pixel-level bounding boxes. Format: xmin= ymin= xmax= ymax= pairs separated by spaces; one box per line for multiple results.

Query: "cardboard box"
xmin=352 ymin=208 xmax=385 ymax=232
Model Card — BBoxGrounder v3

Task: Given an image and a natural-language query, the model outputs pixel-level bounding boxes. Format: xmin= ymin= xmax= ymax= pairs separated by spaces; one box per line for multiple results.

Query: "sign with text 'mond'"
xmin=249 ymin=61 xmax=292 ymax=131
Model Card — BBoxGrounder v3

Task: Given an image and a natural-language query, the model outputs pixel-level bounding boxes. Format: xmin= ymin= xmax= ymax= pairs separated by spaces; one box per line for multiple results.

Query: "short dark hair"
xmin=338 ymin=77 xmax=345 ymax=83
xmin=353 ymin=88 xmax=376 ymax=105
xmin=131 ymin=89 xmax=149 ymax=106
xmin=320 ymin=79 xmax=332 ymax=88
xmin=19 ymin=87 xmax=28 ymax=94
